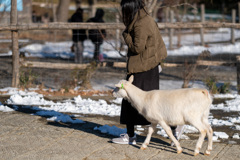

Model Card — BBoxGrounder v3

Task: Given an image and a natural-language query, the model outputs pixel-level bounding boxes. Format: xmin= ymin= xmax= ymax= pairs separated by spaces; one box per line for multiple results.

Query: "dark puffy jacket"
xmin=87 ymin=9 xmax=106 ymax=44
xmin=70 ymin=10 xmax=87 ymax=42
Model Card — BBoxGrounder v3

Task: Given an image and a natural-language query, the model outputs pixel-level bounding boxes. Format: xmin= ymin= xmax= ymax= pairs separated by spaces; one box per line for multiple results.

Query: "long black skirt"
xmin=120 ymin=66 xmax=159 ymax=125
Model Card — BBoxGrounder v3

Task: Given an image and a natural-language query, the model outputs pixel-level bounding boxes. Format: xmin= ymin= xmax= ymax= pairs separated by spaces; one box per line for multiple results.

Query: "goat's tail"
xmin=201 ymin=89 xmax=213 ymax=104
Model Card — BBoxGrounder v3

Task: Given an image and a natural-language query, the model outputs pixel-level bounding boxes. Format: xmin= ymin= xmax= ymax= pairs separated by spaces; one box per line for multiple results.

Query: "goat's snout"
xmin=112 ymin=87 xmax=119 ymax=93
xmin=112 ymin=87 xmax=120 ymax=97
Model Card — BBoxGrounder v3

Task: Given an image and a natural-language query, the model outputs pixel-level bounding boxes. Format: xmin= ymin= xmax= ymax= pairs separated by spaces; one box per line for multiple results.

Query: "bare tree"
xmin=104 ymin=0 xmax=199 ymax=58
xmin=182 ymin=50 xmax=210 ymax=88
xmin=56 ymin=0 xmax=71 ymax=22
xmin=0 ymin=0 xmax=8 ymax=22
xmin=145 ymin=0 xmax=159 ymax=15
xmin=75 ymin=0 xmax=81 ymax=9
xmin=145 ymin=0 xmax=198 ymax=20
xmin=23 ymin=0 xmax=32 ymax=23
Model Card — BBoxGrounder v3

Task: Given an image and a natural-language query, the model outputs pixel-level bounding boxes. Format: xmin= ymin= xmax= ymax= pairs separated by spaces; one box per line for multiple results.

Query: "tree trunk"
xmin=56 ymin=0 xmax=70 ymax=22
xmin=23 ymin=0 xmax=32 ymax=23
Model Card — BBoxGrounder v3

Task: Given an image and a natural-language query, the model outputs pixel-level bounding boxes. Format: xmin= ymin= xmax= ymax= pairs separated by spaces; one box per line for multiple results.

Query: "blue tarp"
xmin=0 ymin=0 xmax=23 ymax=12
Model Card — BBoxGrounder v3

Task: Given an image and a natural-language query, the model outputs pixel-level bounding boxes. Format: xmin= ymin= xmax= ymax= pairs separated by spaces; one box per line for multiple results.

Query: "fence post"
xmin=165 ymin=7 xmax=169 ymax=33
xmin=169 ymin=10 xmax=174 ymax=50
xmin=11 ymin=0 xmax=19 ymax=87
xmin=51 ymin=0 xmax=57 ymax=42
xmin=200 ymin=4 xmax=205 ymax=46
xmin=116 ymin=14 xmax=120 ymax=50
xmin=89 ymin=0 xmax=96 ymax=18
xmin=231 ymin=9 xmax=236 ymax=44
xmin=237 ymin=56 xmax=240 ymax=94
xmin=239 ymin=2 xmax=240 ymax=23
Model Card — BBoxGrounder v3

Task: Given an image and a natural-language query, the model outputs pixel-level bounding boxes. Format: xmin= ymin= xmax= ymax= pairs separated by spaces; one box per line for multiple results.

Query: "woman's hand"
xmin=122 ymin=28 xmax=128 ymax=36
xmin=122 ymin=29 xmax=132 ymax=46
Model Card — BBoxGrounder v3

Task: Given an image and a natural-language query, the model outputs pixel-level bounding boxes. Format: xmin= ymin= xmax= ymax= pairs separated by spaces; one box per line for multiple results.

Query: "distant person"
xmin=87 ymin=9 xmax=107 ymax=61
xmin=32 ymin=11 xmax=37 ymax=23
xmin=42 ymin=12 xmax=50 ymax=23
xmin=70 ymin=8 xmax=87 ymax=63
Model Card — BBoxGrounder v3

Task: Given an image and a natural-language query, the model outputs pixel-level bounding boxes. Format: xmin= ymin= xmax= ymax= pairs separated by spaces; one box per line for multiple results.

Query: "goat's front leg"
xmin=141 ymin=124 xmax=156 ymax=150
xmin=159 ymin=121 xmax=183 ymax=154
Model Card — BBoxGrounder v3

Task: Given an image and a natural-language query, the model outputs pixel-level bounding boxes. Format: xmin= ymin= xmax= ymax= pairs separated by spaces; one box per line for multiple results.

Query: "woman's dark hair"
xmin=120 ymin=0 xmax=145 ymax=27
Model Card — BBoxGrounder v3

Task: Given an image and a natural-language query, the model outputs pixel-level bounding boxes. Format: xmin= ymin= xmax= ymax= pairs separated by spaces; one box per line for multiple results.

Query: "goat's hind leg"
xmin=141 ymin=124 xmax=156 ymax=150
xmin=203 ymin=120 xmax=213 ymax=155
xmin=191 ymin=121 xmax=207 ymax=156
xmin=159 ymin=121 xmax=182 ymax=154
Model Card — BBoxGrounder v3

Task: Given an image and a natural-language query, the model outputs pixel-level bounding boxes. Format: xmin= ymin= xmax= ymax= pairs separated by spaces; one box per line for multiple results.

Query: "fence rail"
xmin=1 ymin=22 xmax=240 ymax=31
xmin=1 ymin=21 xmax=240 ymax=88
xmin=19 ymin=59 xmax=236 ymax=70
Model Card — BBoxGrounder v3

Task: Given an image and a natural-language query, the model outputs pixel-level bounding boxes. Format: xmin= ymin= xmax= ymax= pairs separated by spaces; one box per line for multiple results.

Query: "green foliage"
xmin=79 ymin=61 xmax=97 ymax=89
xmin=218 ymin=82 xmax=230 ymax=94
xmin=20 ymin=68 xmax=38 ymax=88
xmin=60 ymin=61 xmax=97 ymax=91
xmin=204 ymin=77 xmax=218 ymax=94
xmin=204 ymin=77 xmax=230 ymax=94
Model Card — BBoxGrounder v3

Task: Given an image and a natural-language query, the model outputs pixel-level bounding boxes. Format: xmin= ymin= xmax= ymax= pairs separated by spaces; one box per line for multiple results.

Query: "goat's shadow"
xmin=7 ymin=104 xmax=195 ymax=156
xmin=129 ymin=135 xmax=196 ymax=156
xmin=7 ymin=104 xmax=116 ymax=139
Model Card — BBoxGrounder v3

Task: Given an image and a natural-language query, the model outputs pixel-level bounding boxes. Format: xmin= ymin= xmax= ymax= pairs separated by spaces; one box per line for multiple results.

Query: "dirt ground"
xmin=0 ymin=55 xmax=239 ymax=144
xmin=0 ymin=53 xmax=237 ymax=89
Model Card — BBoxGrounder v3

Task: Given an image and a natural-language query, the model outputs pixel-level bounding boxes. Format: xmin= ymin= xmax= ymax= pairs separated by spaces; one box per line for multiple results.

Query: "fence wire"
xmin=0 ymin=2 xmax=240 ymax=93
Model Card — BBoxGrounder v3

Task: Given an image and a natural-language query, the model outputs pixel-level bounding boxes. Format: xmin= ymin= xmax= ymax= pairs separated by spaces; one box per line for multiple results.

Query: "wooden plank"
xmin=237 ymin=56 xmax=240 ymax=93
xmin=1 ymin=22 xmax=240 ymax=31
xmin=200 ymin=4 xmax=205 ymax=46
xmin=20 ymin=61 xmax=90 ymax=69
xmin=196 ymin=60 xmax=232 ymax=66
xmin=19 ymin=60 xmax=234 ymax=70
xmin=239 ymin=2 xmax=240 ymax=23
xmin=113 ymin=62 xmax=126 ymax=68
xmin=169 ymin=10 xmax=174 ymax=50
xmin=231 ymin=9 xmax=236 ymax=44
xmin=164 ymin=63 xmax=183 ymax=67
xmin=164 ymin=60 xmax=234 ymax=67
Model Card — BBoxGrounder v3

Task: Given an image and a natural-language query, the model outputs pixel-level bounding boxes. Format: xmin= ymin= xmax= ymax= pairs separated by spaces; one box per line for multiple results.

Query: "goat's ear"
xmin=128 ymin=75 xmax=134 ymax=83
xmin=115 ymin=83 xmax=121 ymax=88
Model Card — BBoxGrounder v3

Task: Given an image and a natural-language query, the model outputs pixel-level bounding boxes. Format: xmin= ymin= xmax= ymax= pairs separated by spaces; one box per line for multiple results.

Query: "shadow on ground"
xmin=7 ymin=104 xmax=179 ymax=150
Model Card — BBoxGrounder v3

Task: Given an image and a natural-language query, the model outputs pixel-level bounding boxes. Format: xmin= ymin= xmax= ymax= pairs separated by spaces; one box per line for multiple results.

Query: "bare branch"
xmin=98 ymin=29 xmax=126 ymax=58
xmin=159 ymin=2 xmax=197 ymax=10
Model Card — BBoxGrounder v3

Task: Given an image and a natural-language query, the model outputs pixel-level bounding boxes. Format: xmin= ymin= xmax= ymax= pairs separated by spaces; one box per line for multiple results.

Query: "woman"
xmin=70 ymin=8 xmax=87 ymax=63
xmin=112 ymin=0 xmax=171 ymax=144
xmin=87 ymin=9 xmax=107 ymax=61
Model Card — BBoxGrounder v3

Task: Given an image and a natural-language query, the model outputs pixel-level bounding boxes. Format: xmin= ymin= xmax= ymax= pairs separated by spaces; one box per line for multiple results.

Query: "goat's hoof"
xmin=140 ymin=147 xmax=146 ymax=150
xmin=204 ymin=150 xmax=211 ymax=156
xmin=194 ymin=152 xmax=199 ymax=156
xmin=177 ymin=149 xmax=183 ymax=154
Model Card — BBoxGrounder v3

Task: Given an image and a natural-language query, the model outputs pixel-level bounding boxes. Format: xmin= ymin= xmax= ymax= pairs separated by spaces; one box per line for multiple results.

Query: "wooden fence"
xmin=3 ymin=21 xmax=240 ymax=87
xmin=2 ymin=0 xmax=240 ymax=90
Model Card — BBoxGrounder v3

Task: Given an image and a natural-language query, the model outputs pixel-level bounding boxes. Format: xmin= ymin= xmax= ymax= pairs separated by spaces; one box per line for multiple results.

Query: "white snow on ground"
xmin=1 ymin=28 xmax=240 ymax=58
xmin=0 ymin=102 xmax=14 ymax=112
xmin=211 ymin=95 xmax=240 ymax=112
xmin=214 ymin=132 xmax=229 ymax=139
xmin=1 ymin=84 xmax=240 ymax=141
xmin=1 ymin=28 xmax=240 ymax=141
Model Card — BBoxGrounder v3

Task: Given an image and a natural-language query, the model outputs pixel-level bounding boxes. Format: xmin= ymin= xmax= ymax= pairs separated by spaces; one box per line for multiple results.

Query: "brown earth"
xmin=0 ymin=55 xmax=239 ymax=145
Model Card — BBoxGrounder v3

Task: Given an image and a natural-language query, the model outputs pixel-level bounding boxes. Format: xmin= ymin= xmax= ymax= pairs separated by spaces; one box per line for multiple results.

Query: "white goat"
xmin=113 ymin=75 xmax=213 ymax=156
